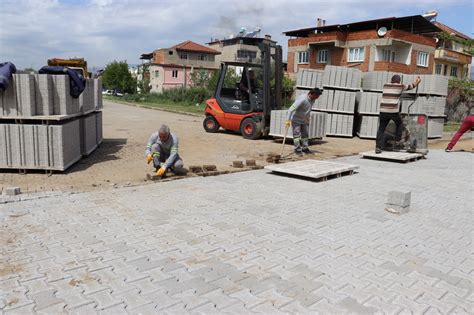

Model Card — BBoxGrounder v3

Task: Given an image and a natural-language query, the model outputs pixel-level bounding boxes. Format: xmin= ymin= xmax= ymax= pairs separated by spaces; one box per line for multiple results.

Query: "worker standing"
xmin=286 ymin=88 xmax=322 ymax=155
xmin=375 ymin=75 xmax=421 ymax=154
xmin=145 ymin=124 xmax=185 ymax=177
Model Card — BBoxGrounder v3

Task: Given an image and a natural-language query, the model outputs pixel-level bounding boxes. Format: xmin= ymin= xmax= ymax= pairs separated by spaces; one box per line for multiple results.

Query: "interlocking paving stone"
xmin=0 ymin=150 xmax=472 ymax=313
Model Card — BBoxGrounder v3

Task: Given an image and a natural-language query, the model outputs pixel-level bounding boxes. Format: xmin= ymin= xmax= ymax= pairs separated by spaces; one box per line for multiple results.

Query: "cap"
xmin=309 ymin=87 xmax=323 ymax=95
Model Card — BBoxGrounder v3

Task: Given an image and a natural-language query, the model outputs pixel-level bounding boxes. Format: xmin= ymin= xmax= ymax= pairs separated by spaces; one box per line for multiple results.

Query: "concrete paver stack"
xmin=357 ymin=72 xmax=449 ymax=139
xmin=317 ymin=65 xmax=361 ymax=137
xmin=0 ymin=74 xmax=103 ymax=171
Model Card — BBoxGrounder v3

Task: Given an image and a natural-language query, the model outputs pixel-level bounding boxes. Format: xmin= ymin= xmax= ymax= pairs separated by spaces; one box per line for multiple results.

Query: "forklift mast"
xmin=259 ymin=42 xmax=283 ymax=135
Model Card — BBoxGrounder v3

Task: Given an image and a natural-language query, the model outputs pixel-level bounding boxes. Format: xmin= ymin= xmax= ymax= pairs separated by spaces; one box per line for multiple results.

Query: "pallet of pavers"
xmin=320 ymin=112 xmax=354 ymax=137
xmin=265 ymin=159 xmax=359 ymax=181
xmin=427 ymin=116 xmax=445 ymax=139
xmin=357 ymin=115 xmax=379 ymax=139
xmin=322 ymin=65 xmax=362 ymax=90
xmin=401 ymin=96 xmax=446 ymax=116
xmin=0 ymin=74 xmax=103 ymax=118
xmin=269 ymin=110 xmax=327 ymax=139
xmin=80 ymin=111 xmax=103 ymax=155
xmin=316 ymin=89 xmax=357 ymax=114
xmin=403 ymin=74 xmax=449 ymax=96
xmin=360 ymin=151 xmax=424 ymax=163
xmin=0 ymin=120 xmax=82 ymax=171
xmin=296 ymin=69 xmax=324 ymax=88
xmin=362 ymin=71 xmax=403 ymax=92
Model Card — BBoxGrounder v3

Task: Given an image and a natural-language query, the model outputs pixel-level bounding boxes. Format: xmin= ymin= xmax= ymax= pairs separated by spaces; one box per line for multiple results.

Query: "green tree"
xmin=102 ymin=60 xmax=136 ymax=94
xmin=137 ymin=63 xmax=151 ymax=94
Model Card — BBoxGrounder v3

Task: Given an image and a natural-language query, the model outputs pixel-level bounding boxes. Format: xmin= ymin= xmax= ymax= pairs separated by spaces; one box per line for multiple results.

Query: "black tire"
xmin=240 ymin=117 xmax=262 ymax=140
xmin=203 ymin=116 xmax=220 ymax=133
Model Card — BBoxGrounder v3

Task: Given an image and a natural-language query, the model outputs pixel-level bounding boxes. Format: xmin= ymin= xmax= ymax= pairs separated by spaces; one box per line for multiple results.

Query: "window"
xmin=417 ymin=52 xmax=429 ymax=67
xmin=179 ymin=52 xmax=188 ymax=59
xmin=172 ymin=70 xmax=178 ymax=78
xmin=317 ymin=50 xmax=328 ymax=63
xmin=298 ymin=51 xmax=309 ymax=64
xmin=348 ymin=47 xmax=364 ymax=62
xmin=154 ymin=70 xmax=159 ymax=78
xmin=450 ymin=66 xmax=458 ymax=77
xmin=382 ymin=49 xmax=395 ymax=62
xmin=168 ymin=51 xmax=173 ymax=55
xmin=435 ymin=64 xmax=442 ymax=75
xmin=198 ymin=54 xmax=208 ymax=61
xmin=237 ymin=50 xmax=257 ymax=61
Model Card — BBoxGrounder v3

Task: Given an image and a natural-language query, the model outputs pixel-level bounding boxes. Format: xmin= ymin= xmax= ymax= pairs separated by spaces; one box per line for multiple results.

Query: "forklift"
xmin=203 ymin=42 xmax=283 ymax=139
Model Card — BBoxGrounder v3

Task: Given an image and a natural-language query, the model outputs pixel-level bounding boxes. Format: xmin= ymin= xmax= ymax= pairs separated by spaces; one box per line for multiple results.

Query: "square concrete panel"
xmin=360 ymin=151 xmax=424 ymax=162
xmin=265 ymin=159 xmax=359 ymax=180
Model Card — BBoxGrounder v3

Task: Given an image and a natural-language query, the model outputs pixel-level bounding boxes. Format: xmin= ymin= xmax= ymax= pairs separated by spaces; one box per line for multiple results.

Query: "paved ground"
xmin=1 ymin=150 xmax=472 ymax=314
xmin=2 ymin=100 xmax=469 ymax=194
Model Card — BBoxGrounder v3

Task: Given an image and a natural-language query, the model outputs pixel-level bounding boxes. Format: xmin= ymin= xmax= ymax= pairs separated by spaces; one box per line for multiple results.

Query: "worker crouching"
xmin=145 ymin=124 xmax=186 ymax=177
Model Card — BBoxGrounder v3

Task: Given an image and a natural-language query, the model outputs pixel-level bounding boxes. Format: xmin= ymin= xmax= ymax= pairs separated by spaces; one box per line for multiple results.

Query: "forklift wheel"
xmin=203 ymin=116 xmax=220 ymax=133
xmin=240 ymin=118 xmax=262 ymax=140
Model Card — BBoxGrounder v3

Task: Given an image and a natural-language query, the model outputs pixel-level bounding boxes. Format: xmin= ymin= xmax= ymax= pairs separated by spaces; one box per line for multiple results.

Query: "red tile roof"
xmin=433 ymin=22 xmax=471 ymax=40
xmin=171 ymin=40 xmax=221 ymax=54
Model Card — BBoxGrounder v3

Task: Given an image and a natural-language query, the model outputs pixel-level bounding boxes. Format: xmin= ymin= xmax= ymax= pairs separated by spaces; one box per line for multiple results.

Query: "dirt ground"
xmin=1 ymin=100 xmax=471 ymax=194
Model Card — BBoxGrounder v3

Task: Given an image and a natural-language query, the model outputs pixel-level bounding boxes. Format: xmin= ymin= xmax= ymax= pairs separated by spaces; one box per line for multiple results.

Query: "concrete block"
xmin=80 ymin=114 xmax=98 ymax=155
xmin=94 ymin=79 xmax=103 ymax=109
xmin=79 ymin=79 xmax=95 ymax=113
xmin=35 ymin=74 xmax=54 ymax=115
xmin=387 ymin=190 xmax=411 ymax=207
xmin=48 ymin=119 xmax=81 ymax=170
xmin=95 ymin=111 xmax=103 ymax=145
xmin=52 ymin=75 xmax=80 ymax=115
xmin=1 ymin=77 xmax=18 ymax=117
xmin=14 ymin=74 xmax=36 ymax=116
xmin=3 ymin=186 xmax=21 ymax=196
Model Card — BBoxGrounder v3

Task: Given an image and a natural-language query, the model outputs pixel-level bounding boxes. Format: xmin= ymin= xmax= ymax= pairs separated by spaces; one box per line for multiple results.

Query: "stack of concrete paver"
xmin=357 ymin=71 xmax=403 ymax=139
xmin=312 ymin=65 xmax=362 ymax=137
xmin=357 ymin=72 xmax=449 ymax=139
xmin=0 ymin=74 xmax=103 ymax=171
xmin=402 ymin=74 xmax=448 ymax=138
xmin=269 ymin=110 xmax=327 ymax=139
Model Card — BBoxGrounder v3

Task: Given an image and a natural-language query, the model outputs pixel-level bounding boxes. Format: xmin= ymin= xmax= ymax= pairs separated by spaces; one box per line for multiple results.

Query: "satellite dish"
xmin=435 ymin=37 xmax=439 ymax=43
xmin=377 ymin=27 xmax=387 ymax=37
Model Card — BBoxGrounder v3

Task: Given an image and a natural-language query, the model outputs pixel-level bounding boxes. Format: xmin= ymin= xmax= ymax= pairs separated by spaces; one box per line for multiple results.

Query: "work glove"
xmin=146 ymin=154 xmax=153 ymax=164
xmin=285 ymin=120 xmax=291 ymax=128
xmin=156 ymin=167 xmax=166 ymax=177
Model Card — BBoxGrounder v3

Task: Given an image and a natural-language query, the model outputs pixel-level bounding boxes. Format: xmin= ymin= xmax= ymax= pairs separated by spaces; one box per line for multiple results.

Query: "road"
xmin=1 ymin=150 xmax=472 ymax=313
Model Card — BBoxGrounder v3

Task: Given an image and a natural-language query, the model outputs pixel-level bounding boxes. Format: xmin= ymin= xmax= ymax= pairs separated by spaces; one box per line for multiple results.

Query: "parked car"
xmin=102 ymin=89 xmax=123 ymax=97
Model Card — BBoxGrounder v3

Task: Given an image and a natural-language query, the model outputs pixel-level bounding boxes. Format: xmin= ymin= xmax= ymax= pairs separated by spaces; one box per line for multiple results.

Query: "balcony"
xmin=374 ymin=61 xmax=411 ymax=73
xmin=435 ymin=48 xmax=472 ymax=64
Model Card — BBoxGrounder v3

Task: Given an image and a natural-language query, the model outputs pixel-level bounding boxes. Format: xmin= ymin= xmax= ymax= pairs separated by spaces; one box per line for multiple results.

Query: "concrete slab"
xmin=265 ymin=159 xmax=359 ymax=180
xmin=360 ymin=151 xmax=424 ymax=162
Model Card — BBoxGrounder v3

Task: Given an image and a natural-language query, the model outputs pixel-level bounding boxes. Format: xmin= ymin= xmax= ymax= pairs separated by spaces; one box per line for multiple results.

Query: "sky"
xmin=1 ymin=0 xmax=472 ymax=71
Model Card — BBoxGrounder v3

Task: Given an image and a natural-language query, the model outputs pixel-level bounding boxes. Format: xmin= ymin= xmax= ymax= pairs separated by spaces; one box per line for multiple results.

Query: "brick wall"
xmin=153 ymin=50 xmax=165 ymax=64
xmin=287 ymin=52 xmax=295 ymax=73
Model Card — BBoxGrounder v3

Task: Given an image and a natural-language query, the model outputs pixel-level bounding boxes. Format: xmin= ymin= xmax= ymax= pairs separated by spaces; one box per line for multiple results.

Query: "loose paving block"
xmin=264 ymin=159 xmax=359 ymax=181
xmin=3 ymin=186 xmax=20 ymax=196
xmin=360 ymin=151 xmax=424 ymax=163
xmin=387 ymin=190 xmax=411 ymax=208
xmin=202 ymin=165 xmax=217 ymax=171
xmin=245 ymin=160 xmax=256 ymax=166
xmin=189 ymin=165 xmax=203 ymax=173
xmin=233 ymin=161 xmax=244 ymax=168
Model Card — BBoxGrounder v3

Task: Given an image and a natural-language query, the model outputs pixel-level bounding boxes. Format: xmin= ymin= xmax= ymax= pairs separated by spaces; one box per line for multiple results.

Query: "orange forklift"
xmin=203 ymin=43 xmax=283 ymax=139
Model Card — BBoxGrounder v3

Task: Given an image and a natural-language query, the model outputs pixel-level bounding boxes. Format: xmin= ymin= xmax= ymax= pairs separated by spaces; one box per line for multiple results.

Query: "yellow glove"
xmin=156 ymin=167 xmax=166 ymax=177
xmin=146 ymin=154 xmax=153 ymax=164
xmin=285 ymin=120 xmax=291 ymax=128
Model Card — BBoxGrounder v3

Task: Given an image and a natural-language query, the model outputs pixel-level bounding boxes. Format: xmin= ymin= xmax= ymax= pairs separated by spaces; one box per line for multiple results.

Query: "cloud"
xmin=0 ymin=0 xmax=471 ymax=70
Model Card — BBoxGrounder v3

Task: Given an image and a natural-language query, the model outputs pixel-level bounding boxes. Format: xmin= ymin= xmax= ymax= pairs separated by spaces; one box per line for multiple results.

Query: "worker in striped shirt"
xmin=375 ymin=75 xmax=421 ymax=154
xmin=145 ymin=124 xmax=185 ymax=177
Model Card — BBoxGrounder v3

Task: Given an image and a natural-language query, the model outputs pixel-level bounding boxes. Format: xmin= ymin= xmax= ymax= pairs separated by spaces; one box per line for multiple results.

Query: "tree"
xmin=102 ymin=60 xmax=136 ymax=94
xmin=137 ymin=63 xmax=151 ymax=94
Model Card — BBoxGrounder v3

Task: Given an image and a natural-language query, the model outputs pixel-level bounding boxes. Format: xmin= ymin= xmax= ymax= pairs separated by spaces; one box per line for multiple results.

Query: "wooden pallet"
xmin=264 ymin=159 xmax=359 ymax=181
xmin=360 ymin=151 xmax=424 ymax=163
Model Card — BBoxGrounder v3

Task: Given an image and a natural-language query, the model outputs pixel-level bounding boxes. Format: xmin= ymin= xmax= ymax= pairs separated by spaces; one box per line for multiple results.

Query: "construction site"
xmin=0 ymin=10 xmax=473 ymax=313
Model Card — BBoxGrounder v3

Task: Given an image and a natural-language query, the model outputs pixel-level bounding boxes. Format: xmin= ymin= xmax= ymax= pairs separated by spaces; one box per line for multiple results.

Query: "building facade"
xmin=432 ymin=22 xmax=472 ymax=80
xmin=141 ymin=41 xmax=220 ymax=93
xmin=284 ymin=15 xmax=441 ymax=78
xmin=207 ymin=35 xmax=276 ymax=64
